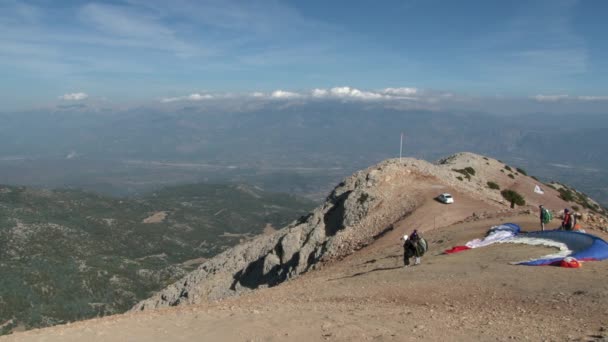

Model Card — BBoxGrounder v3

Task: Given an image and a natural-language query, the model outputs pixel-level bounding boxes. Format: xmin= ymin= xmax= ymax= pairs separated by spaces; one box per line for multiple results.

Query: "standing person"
xmin=539 ymin=205 xmax=546 ymax=231
xmin=402 ymin=230 xmax=424 ymax=267
xmin=561 ymin=208 xmax=573 ymax=230
xmin=402 ymin=235 xmax=413 ymax=267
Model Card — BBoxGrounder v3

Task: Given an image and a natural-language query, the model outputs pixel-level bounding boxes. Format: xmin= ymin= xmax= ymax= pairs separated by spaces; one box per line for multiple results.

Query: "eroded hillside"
xmin=134 ymin=152 xmax=608 ymax=312
xmin=0 ymin=183 xmax=314 ymax=334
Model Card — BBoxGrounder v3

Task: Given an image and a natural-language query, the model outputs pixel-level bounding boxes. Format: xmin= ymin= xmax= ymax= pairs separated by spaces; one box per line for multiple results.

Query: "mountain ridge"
xmin=133 ymin=152 xmax=607 ymax=312
xmin=3 ymin=152 xmax=608 ymax=341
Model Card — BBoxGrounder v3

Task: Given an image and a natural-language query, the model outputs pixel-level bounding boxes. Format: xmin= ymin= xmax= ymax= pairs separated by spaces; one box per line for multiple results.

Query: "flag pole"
xmin=399 ymin=132 xmax=403 ymax=162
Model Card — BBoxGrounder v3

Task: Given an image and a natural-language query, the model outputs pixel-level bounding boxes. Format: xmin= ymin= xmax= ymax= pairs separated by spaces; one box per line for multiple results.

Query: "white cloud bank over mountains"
xmin=532 ymin=94 xmax=608 ymax=102
xmin=151 ymin=87 xmax=608 ymax=115
xmin=49 ymin=87 xmax=606 ymax=116
xmin=160 ymin=87 xmax=423 ymax=103
xmin=59 ymin=92 xmax=88 ymax=101
xmin=161 ymin=93 xmax=215 ymax=103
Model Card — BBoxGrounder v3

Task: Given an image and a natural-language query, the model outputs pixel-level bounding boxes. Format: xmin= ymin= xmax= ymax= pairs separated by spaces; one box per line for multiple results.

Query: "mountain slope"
xmin=3 ymin=152 xmax=607 ymax=341
xmin=133 ymin=152 xmax=607 ymax=312
xmin=0 ymin=183 xmax=314 ymax=334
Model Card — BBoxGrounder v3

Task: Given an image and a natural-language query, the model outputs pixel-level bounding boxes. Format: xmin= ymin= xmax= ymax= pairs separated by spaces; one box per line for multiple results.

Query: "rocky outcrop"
xmin=133 ymin=152 xmax=608 ymax=311
xmin=133 ymin=158 xmax=427 ymax=311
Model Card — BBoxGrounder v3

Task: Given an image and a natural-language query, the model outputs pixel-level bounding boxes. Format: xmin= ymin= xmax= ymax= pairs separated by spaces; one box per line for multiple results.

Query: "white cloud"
xmin=59 ymin=92 xmax=88 ymax=101
xmin=383 ymin=87 xmax=418 ymax=96
xmin=79 ymin=3 xmax=200 ymax=57
xmin=187 ymin=93 xmax=213 ymax=101
xmin=161 ymin=86 xmax=428 ymax=104
xmin=160 ymin=97 xmax=177 ymax=103
xmin=532 ymin=94 xmax=569 ymax=102
xmin=161 ymin=93 xmax=214 ymax=103
xmin=532 ymin=94 xmax=608 ymax=102
xmin=270 ymin=90 xmax=302 ymax=99
xmin=311 ymin=88 xmax=328 ymax=97
xmin=310 ymin=86 xmax=423 ymax=101
xmin=328 ymin=86 xmax=385 ymax=100
xmin=577 ymin=96 xmax=608 ymax=101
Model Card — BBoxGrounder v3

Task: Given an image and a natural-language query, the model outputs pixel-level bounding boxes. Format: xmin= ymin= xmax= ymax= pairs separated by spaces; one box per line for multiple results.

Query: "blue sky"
xmin=0 ymin=0 xmax=607 ymax=111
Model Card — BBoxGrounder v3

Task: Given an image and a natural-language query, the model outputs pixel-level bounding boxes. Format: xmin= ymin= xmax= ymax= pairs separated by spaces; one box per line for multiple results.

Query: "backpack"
xmin=419 ymin=237 xmax=428 ymax=255
xmin=563 ymin=213 xmax=573 ymax=230
xmin=542 ymin=208 xmax=553 ymax=224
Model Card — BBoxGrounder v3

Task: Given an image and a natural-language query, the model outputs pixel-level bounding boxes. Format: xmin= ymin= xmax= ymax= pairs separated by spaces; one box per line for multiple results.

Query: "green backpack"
xmin=419 ymin=237 xmax=428 ymax=255
xmin=542 ymin=208 xmax=553 ymax=224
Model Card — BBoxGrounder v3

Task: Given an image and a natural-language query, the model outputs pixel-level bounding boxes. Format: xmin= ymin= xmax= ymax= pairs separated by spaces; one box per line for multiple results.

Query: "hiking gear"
xmin=419 ymin=237 xmax=428 ymax=255
xmin=444 ymin=245 xmax=472 ymax=254
xmin=445 ymin=224 xmax=608 ymax=266
xmin=563 ymin=212 xmax=573 ymax=230
xmin=541 ymin=208 xmax=552 ymax=224
xmin=464 ymin=223 xmax=521 ymax=249
xmin=556 ymin=257 xmax=581 ymax=268
xmin=403 ymin=234 xmax=408 ymax=241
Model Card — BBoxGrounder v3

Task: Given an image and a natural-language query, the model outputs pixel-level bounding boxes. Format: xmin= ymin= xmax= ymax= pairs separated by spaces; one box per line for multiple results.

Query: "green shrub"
xmin=558 ymin=188 xmax=575 ymax=202
xmin=487 ymin=181 xmax=500 ymax=190
xmin=516 ymin=167 xmax=527 ymax=175
xmin=508 ymin=174 xmax=515 ymax=179
xmin=452 ymin=167 xmax=475 ymax=181
xmin=500 ymin=169 xmax=505 ymax=173
xmin=531 ymin=176 xmax=539 ymax=181
xmin=456 ymin=176 xmax=464 ymax=181
xmin=504 ymin=165 xmax=512 ymax=171
xmin=357 ymin=193 xmax=369 ymax=204
xmin=572 ymin=205 xmax=580 ymax=211
xmin=501 ymin=189 xmax=526 ymax=208
xmin=483 ymin=157 xmax=489 ymax=160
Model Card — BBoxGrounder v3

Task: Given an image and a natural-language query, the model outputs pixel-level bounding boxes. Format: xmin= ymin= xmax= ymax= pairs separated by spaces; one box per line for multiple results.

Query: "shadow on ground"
xmin=329 ymin=266 xmax=404 ymax=281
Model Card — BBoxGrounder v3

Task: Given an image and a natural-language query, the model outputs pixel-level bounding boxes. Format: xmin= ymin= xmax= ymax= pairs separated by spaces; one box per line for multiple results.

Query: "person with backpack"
xmin=539 ymin=205 xmax=552 ymax=231
xmin=539 ymin=205 xmax=546 ymax=231
xmin=561 ymin=208 xmax=573 ymax=231
xmin=402 ymin=229 xmax=426 ymax=267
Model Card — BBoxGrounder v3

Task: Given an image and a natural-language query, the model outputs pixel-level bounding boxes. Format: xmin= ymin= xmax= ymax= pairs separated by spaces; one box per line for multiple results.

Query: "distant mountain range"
xmin=0 ymin=101 xmax=606 ymax=205
xmin=0 ymin=183 xmax=314 ymax=334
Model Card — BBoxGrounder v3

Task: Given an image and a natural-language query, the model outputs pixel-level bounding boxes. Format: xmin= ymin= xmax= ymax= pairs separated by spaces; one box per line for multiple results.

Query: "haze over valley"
xmin=1 ymin=102 xmax=607 ymax=205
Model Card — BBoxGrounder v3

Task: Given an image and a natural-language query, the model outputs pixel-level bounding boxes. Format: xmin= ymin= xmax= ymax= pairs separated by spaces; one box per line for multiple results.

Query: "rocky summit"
xmin=133 ymin=152 xmax=607 ymax=311
xmin=4 ymin=152 xmax=608 ymax=342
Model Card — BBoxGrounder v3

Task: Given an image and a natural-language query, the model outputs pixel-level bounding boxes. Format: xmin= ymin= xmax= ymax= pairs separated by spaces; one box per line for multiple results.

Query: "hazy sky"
xmin=1 ymin=0 xmax=607 ymax=110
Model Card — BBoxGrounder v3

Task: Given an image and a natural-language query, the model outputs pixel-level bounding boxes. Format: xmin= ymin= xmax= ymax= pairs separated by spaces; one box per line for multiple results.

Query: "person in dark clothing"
xmin=539 ymin=205 xmax=547 ymax=231
xmin=402 ymin=230 xmax=424 ymax=267
xmin=561 ymin=208 xmax=573 ymax=230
